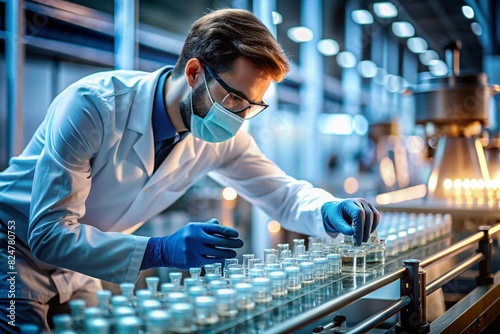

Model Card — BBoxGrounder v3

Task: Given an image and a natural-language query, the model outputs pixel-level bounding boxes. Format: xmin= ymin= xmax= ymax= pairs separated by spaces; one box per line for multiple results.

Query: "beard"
xmin=179 ymin=84 xmax=210 ymax=131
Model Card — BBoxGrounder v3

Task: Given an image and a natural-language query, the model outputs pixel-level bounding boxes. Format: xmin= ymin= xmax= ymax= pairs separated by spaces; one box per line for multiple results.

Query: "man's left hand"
xmin=321 ymin=198 xmax=381 ymax=246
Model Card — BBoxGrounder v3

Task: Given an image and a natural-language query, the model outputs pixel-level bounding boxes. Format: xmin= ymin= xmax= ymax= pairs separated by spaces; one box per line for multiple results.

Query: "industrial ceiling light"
xmin=407 ymin=37 xmax=428 ymax=53
xmin=429 ymin=59 xmax=448 ymax=76
xmin=351 ymin=9 xmax=374 ymax=24
xmin=462 ymin=5 xmax=474 ymax=19
xmin=373 ymin=2 xmax=398 ymax=18
xmin=272 ymin=11 xmax=283 ymax=25
xmin=419 ymin=50 xmax=439 ymax=65
xmin=471 ymin=22 xmax=482 ymax=36
xmin=336 ymin=51 xmax=357 ymax=68
xmin=317 ymin=39 xmax=340 ymax=56
xmin=357 ymin=60 xmax=378 ymax=78
xmin=287 ymin=26 xmax=313 ymax=43
xmin=391 ymin=21 xmax=415 ymax=38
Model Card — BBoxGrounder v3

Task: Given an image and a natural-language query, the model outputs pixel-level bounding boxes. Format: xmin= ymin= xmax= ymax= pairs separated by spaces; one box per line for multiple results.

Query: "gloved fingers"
xmin=366 ymin=201 xmax=381 ymax=232
xmin=201 ymin=220 xmax=240 ymax=238
xmin=360 ymin=201 xmax=372 ymax=243
xmin=322 ymin=202 xmax=354 ymax=235
xmin=202 ymin=234 xmax=244 ymax=249
xmin=201 ymin=245 xmax=238 ymax=259
xmin=344 ymin=200 xmax=365 ymax=246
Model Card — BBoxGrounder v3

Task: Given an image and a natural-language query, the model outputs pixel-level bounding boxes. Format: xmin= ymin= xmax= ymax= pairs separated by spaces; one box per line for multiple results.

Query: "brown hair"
xmin=172 ymin=8 xmax=289 ymax=82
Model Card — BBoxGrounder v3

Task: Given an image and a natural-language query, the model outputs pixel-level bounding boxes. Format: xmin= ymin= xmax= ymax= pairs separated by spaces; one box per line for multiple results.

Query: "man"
xmin=0 ymin=8 xmax=379 ymax=331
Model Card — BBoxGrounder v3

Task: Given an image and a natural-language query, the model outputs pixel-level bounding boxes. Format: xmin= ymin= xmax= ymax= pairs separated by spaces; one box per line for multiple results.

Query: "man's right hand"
xmin=140 ymin=218 xmax=244 ymax=270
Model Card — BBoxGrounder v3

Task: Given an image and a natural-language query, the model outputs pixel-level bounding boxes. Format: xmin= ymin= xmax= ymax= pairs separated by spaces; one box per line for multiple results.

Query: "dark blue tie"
xmin=154 ymin=137 xmax=176 ymax=172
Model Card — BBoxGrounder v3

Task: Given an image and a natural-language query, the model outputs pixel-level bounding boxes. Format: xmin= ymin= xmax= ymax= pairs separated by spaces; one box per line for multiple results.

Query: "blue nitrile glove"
xmin=321 ymin=198 xmax=380 ymax=246
xmin=141 ymin=218 xmax=243 ymax=270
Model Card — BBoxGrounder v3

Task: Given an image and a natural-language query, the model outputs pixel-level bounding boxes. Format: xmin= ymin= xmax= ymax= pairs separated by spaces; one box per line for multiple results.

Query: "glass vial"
xmin=269 ymin=271 xmax=288 ymax=298
xmin=215 ymin=288 xmax=238 ymax=318
xmin=313 ymin=258 xmax=329 ymax=281
xmin=194 ymin=296 xmax=219 ymax=326
xmin=145 ymin=310 xmax=171 ymax=334
xmin=234 ymin=283 xmax=255 ymax=311
xmin=326 ymin=253 xmax=342 ymax=275
xmin=170 ymin=303 xmax=194 ymax=333
xmin=284 ymin=266 xmax=302 ymax=292
xmin=341 ymin=235 xmax=366 ymax=273
xmin=252 ymin=277 xmax=272 ymax=304
xmin=299 ymin=262 xmax=315 ymax=285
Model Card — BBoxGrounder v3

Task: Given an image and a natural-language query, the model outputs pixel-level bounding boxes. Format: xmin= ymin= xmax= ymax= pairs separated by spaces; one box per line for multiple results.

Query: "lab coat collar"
xmin=127 ymin=66 xmax=174 ymax=175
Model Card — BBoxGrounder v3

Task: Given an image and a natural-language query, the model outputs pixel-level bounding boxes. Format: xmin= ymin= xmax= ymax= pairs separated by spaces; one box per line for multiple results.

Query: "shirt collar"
xmin=152 ymin=68 xmax=177 ymax=142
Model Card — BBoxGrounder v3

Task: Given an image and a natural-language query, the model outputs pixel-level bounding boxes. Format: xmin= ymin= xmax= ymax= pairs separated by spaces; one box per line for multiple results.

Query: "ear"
xmin=185 ymin=58 xmax=203 ymax=88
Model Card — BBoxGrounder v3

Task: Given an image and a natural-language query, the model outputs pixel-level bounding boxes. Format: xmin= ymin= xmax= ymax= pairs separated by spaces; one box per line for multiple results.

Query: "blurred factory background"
xmin=1 ymin=0 xmax=500 ymax=266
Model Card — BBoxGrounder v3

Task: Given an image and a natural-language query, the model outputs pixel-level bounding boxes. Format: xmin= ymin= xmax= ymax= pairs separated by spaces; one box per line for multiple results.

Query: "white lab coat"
xmin=0 ymin=66 xmax=336 ymax=302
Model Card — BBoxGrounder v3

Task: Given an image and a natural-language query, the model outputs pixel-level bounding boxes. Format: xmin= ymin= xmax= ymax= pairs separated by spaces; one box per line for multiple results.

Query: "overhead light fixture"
xmin=385 ymin=74 xmax=404 ymax=93
xmin=357 ymin=60 xmax=378 ymax=78
xmin=407 ymin=37 xmax=428 ymax=53
xmin=317 ymin=39 xmax=340 ymax=56
xmin=462 ymin=5 xmax=474 ymax=19
xmin=336 ymin=51 xmax=357 ymax=68
xmin=287 ymin=26 xmax=313 ymax=42
xmin=351 ymin=9 xmax=374 ymax=24
xmin=373 ymin=2 xmax=398 ymax=18
xmin=471 ymin=22 xmax=482 ymax=36
xmin=272 ymin=11 xmax=283 ymax=25
xmin=391 ymin=21 xmax=415 ymax=38
xmin=419 ymin=50 xmax=439 ymax=65
xmin=429 ymin=59 xmax=448 ymax=76
xmin=317 ymin=114 xmax=353 ymax=135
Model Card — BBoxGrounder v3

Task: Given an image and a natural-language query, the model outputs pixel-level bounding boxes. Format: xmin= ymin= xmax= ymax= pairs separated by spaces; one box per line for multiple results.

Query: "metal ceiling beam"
xmin=6 ymin=0 xmax=25 ymax=159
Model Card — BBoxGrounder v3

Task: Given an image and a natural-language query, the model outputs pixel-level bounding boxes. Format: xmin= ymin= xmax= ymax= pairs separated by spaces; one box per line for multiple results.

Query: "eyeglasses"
xmin=204 ymin=65 xmax=269 ymax=119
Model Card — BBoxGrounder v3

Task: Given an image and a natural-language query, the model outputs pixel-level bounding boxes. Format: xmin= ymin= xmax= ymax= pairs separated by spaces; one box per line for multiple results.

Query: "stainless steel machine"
xmin=409 ymin=41 xmax=500 ymax=200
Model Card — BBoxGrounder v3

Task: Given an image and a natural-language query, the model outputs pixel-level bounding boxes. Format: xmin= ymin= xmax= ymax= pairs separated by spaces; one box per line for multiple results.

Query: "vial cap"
xmin=84 ymin=307 xmax=102 ymax=318
xmin=188 ymin=286 xmax=208 ymax=297
xmin=215 ymin=288 xmax=237 ymax=298
xmin=327 ymin=254 xmax=341 ymax=259
xmin=169 ymin=272 xmax=182 ymax=280
xmin=147 ymin=310 xmax=170 ymax=326
xmin=116 ymin=316 xmax=142 ymax=329
xmin=86 ymin=318 xmax=110 ymax=330
xmin=284 ymin=266 xmax=300 ymax=274
xmin=113 ymin=306 xmax=136 ymax=317
xmin=194 ymin=296 xmax=216 ymax=307
xmin=146 ymin=277 xmax=160 ymax=284
xmin=234 ymin=283 xmax=253 ymax=293
xmin=299 ymin=262 xmax=314 ymax=269
xmin=170 ymin=302 xmax=193 ymax=316
xmin=161 ymin=283 xmax=176 ymax=293
xmin=166 ymin=292 xmax=188 ymax=303
xmin=111 ymin=295 xmax=128 ymax=307
xmin=269 ymin=271 xmax=287 ymax=280
xmin=252 ymin=277 xmax=271 ymax=286
xmin=313 ymin=257 xmax=328 ymax=264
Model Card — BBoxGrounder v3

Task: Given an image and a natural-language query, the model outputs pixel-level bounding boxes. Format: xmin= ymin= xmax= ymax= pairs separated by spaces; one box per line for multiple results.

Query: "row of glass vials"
xmin=50 ymin=234 xmax=390 ymax=334
xmin=49 ymin=211 xmax=451 ymax=333
xmin=376 ymin=212 xmax=453 ymax=256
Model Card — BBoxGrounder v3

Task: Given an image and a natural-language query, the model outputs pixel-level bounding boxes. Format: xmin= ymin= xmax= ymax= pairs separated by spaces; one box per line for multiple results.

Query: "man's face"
xmin=180 ymin=56 xmax=272 ymax=130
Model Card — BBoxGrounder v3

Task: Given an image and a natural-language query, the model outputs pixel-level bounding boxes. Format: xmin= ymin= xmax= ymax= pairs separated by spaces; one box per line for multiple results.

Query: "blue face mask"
xmin=190 ymin=74 xmax=244 ymax=143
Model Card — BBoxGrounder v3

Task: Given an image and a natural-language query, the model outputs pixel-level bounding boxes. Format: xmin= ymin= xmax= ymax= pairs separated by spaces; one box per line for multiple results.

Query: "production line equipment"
xmin=49 ymin=210 xmax=500 ymax=333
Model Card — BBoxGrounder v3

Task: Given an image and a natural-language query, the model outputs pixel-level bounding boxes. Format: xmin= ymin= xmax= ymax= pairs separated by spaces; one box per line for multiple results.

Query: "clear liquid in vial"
xmin=342 ymin=254 xmax=366 ymax=272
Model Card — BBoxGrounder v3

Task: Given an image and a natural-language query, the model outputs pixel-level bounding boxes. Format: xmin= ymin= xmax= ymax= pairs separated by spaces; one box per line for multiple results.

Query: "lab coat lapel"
xmin=147 ymin=135 xmax=196 ymax=185
xmin=125 ymin=67 xmax=171 ymax=177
